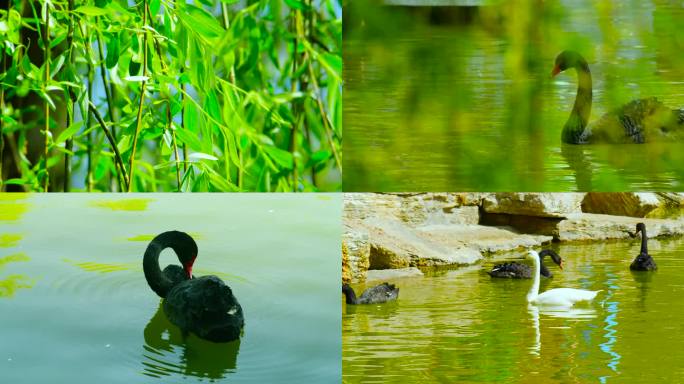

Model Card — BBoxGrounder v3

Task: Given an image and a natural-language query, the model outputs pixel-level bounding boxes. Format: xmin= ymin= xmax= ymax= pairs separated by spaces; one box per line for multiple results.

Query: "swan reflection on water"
xmin=527 ymin=304 xmax=598 ymax=356
xmin=142 ymin=304 xmax=241 ymax=380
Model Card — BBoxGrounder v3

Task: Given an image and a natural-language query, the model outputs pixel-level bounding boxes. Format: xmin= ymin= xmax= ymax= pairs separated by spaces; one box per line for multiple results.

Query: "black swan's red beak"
xmin=184 ymin=255 xmax=197 ymax=279
xmin=551 ymin=64 xmax=561 ymax=77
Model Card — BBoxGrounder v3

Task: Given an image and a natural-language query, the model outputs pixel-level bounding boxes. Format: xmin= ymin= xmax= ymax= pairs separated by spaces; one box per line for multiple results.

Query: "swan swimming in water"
xmin=342 ymin=283 xmax=399 ymax=305
xmin=630 ymin=223 xmax=657 ymax=271
xmin=143 ymin=231 xmax=244 ymax=342
xmin=526 ymin=250 xmax=600 ymax=307
xmin=488 ymin=249 xmax=563 ymax=279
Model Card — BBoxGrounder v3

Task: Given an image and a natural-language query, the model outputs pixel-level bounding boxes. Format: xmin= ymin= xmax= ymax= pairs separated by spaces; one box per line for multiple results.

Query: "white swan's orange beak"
xmin=551 ymin=64 xmax=561 ymax=77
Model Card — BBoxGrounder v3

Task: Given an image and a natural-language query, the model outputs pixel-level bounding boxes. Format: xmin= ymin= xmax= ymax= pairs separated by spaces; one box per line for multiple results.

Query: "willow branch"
xmin=289 ymin=9 xmax=304 ymax=191
xmin=181 ymin=74 xmax=188 ymax=173
xmin=43 ymin=4 xmax=51 ymax=192
xmin=0 ymin=51 xmax=5 ymax=187
xmin=307 ymin=60 xmax=341 ymax=172
xmin=63 ymin=0 xmax=76 ymax=192
xmin=95 ymin=23 xmax=116 ymax=136
xmin=85 ymin=59 xmax=94 ymax=191
xmin=88 ymin=101 xmax=127 ymax=191
xmin=168 ymin=103 xmax=181 ymax=192
xmin=304 ymin=0 xmax=316 ymax=187
xmin=220 ymin=4 xmax=239 ymax=187
xmin=148 ymin=3 xmax=182 ymax=191
xmin=221 ymin=3 xmax=236 ymax=85
xmin=127 ymin=0 xmax=149 ymax=192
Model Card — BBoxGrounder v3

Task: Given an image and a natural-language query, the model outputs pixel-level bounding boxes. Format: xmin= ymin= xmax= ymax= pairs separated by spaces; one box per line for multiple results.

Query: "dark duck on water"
xmin=630 ymin=223 xmax=657 ymax=271
xmin=552 ymin=50 xmax=684 ymax=144
xmin=342 ymin=282 xmax=399 ymax=305
xmin=143 ymin=231 xmax=244 ymax=342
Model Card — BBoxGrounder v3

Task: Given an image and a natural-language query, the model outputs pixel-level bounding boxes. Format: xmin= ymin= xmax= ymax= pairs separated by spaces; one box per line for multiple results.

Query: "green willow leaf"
xmin=149 ymin=0 xmax=161 ymax=16
xmin=74 ymin=5 xmax=108 ymax=16
xmin=175 ymin=125 xmax=203 ymax=151
xmin=55 ymin=121 xmax=84 ymax=145
xmin=177 ymin=5 xmax=224 ymax=44
xmin=105 ymin=34 xmax=119 ymax=69
xmin=263 ymin=146 xmax=294 ymax=170
xmin=284 ymin=0 xmax=305 ymax=10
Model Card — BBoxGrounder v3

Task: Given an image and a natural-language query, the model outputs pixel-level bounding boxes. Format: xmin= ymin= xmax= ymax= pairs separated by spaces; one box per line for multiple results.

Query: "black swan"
xmin=488 ymin=249 xmax=562 ymax=279
xmin=342 ymin=282 xmax=399 ymax=305
xmin=143 ymin=231 xmax=244 ymax=342
xmin=552 ymin=50 xmax=684 ymax=144
xmin=630 ymin=223 xmax=657 ymax=271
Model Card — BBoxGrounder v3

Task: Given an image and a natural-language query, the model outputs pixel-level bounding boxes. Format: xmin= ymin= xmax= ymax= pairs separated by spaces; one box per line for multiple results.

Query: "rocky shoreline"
xmin=342 ymin=193 xmax=684 ymax=283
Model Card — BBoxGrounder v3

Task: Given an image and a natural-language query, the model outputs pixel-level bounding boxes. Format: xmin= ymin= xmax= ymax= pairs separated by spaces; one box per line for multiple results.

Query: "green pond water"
xmin=344 ymin=1 xmax=684 ymax=191
xmin=343 ymin=238 xmax=684 ymax=383
xmin=0 ymin=194 xmax=341 ymax=383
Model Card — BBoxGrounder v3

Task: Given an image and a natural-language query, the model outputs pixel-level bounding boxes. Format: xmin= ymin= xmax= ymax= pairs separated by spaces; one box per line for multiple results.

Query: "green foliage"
xmin=0 ymin=0 xmax=342 ymax=192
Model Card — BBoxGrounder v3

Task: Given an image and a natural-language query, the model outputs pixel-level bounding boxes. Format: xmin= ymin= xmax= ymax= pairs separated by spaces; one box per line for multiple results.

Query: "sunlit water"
xmin=343 ymin=239 xmax=684 ymax=383
xmin=344 ymin=2 xmax=684 ymax=191
xmin=0 ymin=194 xmax=341 ymax=383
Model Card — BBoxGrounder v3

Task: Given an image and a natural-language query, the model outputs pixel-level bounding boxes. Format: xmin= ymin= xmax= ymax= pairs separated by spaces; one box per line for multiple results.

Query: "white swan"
xmin=526 ymin=250 xmax=600 ymax=307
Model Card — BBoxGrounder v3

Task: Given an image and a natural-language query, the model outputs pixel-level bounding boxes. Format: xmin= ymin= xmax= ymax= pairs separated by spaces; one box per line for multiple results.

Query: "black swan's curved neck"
xmin=640 ymin=228 xmax=648 ymax=254
xmin=143 ymin=231 xmax=197 ymax=298
xmin=342 ymin=284 xmax=358 ymax=304
xmin=562 ymin=58 xmax=592 ymax=144
xmin=538 ymin=257 xmax=549 ymax=277
xmin=539 ymin=249 xmax=560 ymax=277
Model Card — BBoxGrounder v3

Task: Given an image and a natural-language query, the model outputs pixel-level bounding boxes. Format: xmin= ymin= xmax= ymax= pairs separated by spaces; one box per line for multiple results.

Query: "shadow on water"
xmin=142 ymin=303 xmax=241 ymax=381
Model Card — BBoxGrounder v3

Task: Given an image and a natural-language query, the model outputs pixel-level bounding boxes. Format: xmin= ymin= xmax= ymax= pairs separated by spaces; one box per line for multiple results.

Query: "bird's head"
xmin=552 ymin=50 xmax=585 ymax=77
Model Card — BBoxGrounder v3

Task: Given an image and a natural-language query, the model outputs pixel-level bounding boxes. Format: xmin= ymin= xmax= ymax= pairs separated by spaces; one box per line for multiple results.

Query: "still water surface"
xmin=343 ymin=239 xmax=684 ymax=383
xmin=0 ymin=194 xmax=340 ymax=383
xmin=344 ymin=2 xmax=684 ymax=191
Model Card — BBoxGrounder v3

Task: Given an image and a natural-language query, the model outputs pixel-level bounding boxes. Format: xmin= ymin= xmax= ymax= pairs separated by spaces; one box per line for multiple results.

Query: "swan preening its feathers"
xmin=552 ymin=50 xmax=684 ymax=144
xmin=143 ymin=231 xmax=244 ymax=342
xmin=342 ymin=282 xmax=399 ymax=305
xmin=488 ymin=249 xmax=562 ymax=279
xmin=526 ymin=250 xmax=600 ymax=307
xmin=630 ymin=223 xmax=657 ymax=271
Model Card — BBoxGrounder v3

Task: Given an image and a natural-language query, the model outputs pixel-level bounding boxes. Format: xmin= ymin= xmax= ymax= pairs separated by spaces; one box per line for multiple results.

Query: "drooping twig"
xmin=127 ymin=0 xmax=149 ymax=192
xmin=167 ymin=103 xmax=181 ymax=191
xmin=95 ymin=22 xmax=116 ymax=137
xmin=0 ymin=51 xmax=5 ymax=188
xmin=147 ymin=2 xmax=182 ymax=192
xmin=308 ymin=57 xmax=341 ymax=172
xmin=304 ymin=0 xmax=316 ymax=187
xmin=43 ymin=3 xmax=51 ymax=192
xmin=181 ymin=74 xmax=188 ymax=173
xmin=63 ymin=0 xmax=77 ymax=192
xmin=75 ymin=20 xmax=96 ymax=191
xmin=289 ymin=9 xmax=303 ymax=191
xmin=220 ymin=4 xmax=240 ymax=187
xmin=88 ymin=101 xmax=127 ymax=192
xmin=85 ymin=57 xmax=94 ymax=191
xmin=220 ymin=3 xmax=236 ymax=85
